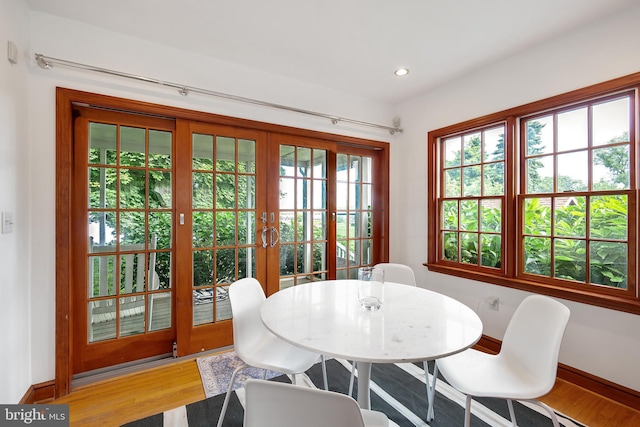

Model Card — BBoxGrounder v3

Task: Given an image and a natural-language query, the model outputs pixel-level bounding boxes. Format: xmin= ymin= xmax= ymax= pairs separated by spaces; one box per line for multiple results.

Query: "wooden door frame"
xmin=55 ymin=87 xmax=389 ymax=397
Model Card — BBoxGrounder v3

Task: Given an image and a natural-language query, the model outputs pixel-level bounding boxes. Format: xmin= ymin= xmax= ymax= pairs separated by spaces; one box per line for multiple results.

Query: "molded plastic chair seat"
xmin=436 ymin=295 xmax=570 ymax=427
xmin=244 ymin=379 xmax=388 ymax=427
xmin=234 ymin=327 xmax=322 ymax=374
xmin=373 ymin=263 xmax=417 ymax=286
xmin=216 ymin=278 xmax=327 ymax=427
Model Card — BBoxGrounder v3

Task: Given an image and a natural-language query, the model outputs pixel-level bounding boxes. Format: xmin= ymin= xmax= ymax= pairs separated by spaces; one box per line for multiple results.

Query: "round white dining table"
xmin=260 ymin=279 xmax=483 ymax=410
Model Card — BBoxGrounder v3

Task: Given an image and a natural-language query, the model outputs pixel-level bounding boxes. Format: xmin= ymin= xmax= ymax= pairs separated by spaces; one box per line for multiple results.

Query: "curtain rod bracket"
xmin=35 ymin=54 xmax=52 ymax=70
xmin=179 ymin=87 xmax=189 ymax=96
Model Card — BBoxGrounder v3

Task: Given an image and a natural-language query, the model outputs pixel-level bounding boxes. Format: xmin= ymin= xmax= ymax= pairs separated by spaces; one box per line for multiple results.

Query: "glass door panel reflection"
xmin=278 ymin=145 xmax=327 ymax=289
xmin=192 ymin=133 xmax=257 ymax=325
xmin=336 ymin=154 xmax=374 ymax=279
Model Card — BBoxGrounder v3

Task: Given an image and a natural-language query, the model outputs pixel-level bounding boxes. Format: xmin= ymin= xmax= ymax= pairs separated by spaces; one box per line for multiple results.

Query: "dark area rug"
xmin=123 ymin=355 xmax=585 ymax=427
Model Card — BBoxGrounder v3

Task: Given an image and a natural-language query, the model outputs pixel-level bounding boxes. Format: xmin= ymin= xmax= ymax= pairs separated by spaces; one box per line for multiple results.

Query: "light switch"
xmin=2 ymin=212 xmax=14 ymax=234
xmin=7 ymin=41 xmax=18 ymax=65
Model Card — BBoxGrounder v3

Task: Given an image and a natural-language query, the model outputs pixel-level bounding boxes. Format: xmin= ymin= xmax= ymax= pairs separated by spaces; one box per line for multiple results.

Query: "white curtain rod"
xmin=35 ymin=53 xmax=403 ymax=135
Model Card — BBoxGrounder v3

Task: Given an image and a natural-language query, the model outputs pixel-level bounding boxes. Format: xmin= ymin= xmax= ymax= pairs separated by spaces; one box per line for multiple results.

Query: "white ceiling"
xmin=25 ymin=0 xmax=640 ymax=105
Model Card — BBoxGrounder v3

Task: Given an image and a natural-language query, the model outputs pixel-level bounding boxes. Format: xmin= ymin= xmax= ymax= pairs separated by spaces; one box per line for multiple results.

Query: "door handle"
xmin=261 ymin=226 xmax=268 ymax=248
xmin=269 ymin=226 xmax=280 ymax=248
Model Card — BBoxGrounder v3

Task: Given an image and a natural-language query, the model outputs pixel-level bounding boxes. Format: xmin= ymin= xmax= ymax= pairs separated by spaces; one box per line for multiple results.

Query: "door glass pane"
xmin=193 ymin=293 xmax=213 ymax=326
xmin=297 ymin=179 xmax=312 ymax=209
xmin=89 ymin=167 xmax=117 ymax=209
xmin=239 ymin=212 xmax=255 ymax=245
xmin=87 ymin=121 xmax=174 ymax=342
xmin=238 ymin=139 xmax=256 ymax=172
xmin=119 ymin=169 xmax=146 ymax=209
xmin=154 ymin=252 xmax=171 ymax=290
xmin=120 ymin=126 xmax=146 ymax=167
xmin=120 ymin=295 xmax=145 ymax=336
xmin=216 ymin=136 xmax=236 ymax=172
xmin=89 ymin=299 xmax=116 ymax=342
xmin=193 ymin=134 xmax=214 ymax=170
xmin=216 ymin=212 xmax=236 ymax=246
xmin=192 ymin=172 xmax=214 ymax=208
xmin=119 ymin=211 xmax=146 ymax=245
xmin=149 ymin=130 xmax=172 ymax=169
xmin=238 ymin=175 xmax=255 ymax=208
xmin=149 ymin=212 xmax=172 ymax=249
xmin=193 ymin=212 xmax=214 ymax=248
xmin=298 ymin=147 xmax=312 ymax=174
xmin=148 ymin=292 xmax=171 ymax=331
xmin=216 ymin=285 xmax=232 ymax=321
xmin=149 ymin=171 xmax=172 ymax=208
xmin=89 ymin=123 xmax=117 ymax=165
xmin=88 ymin=255 xmax=115 ymax=297
xmin=280 ymin=145 xmax=296 ymax=176
xmin=216 ymin=174 xmax=236 ymax=209
xmin=314 ymin=149 xmax=327 ymax=179
xmin=193 ymin=250 xmax=213 ymax=287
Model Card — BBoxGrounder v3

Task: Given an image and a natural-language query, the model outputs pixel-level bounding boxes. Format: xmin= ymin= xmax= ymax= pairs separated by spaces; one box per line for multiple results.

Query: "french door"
xmin=176 ymin=121 xmax=267 ymax=355
xmin=72 ymin=107 xmax=178 ymax=373
xmin=266 ymin=135 xmax=385 ymax=293
xmin=61 ymin=89 xmax=387 ymax=382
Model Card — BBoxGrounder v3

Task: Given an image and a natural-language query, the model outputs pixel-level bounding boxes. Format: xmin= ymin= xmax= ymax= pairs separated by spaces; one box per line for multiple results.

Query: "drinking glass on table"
xmin=358 ymin=267 xmax=385 ymax=310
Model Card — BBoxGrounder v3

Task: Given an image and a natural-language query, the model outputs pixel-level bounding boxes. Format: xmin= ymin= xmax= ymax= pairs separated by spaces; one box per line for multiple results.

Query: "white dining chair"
xmin=349 ymin=263 xmax=438 ymax=420
xmin=435 ymin=295 xmax=570 ymax=427
xmin=243 ymin=379 xmax=389 ymax=427
xmin=216 ymin=278 xmax=328 ymax=427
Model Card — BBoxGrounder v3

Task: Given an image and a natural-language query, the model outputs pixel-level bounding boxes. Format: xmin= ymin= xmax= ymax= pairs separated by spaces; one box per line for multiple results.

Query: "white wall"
xmin=393 ymin=4 xmax=640 ymax=391
xmin=0 ymin=0 xmax=32 ymax=403
xmin=25 ymin=11 xmax=395 ymax=391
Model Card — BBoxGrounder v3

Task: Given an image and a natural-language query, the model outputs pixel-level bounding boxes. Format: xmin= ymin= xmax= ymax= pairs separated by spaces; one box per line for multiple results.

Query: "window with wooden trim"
xmin=427 ymin=74 xmax=639 ymax=314
xmin=440 ymin=124 xmax=506 ymax=270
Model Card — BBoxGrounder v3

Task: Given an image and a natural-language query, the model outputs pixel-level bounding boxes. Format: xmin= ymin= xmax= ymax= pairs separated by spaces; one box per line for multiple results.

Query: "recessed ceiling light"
xmin=394 ymin=68 xmax=409 ymax=77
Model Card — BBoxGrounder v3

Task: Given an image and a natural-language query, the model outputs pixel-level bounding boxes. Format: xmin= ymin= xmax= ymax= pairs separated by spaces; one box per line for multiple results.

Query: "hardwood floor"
xmin=50 ymin=354 xmax=640 ymax=427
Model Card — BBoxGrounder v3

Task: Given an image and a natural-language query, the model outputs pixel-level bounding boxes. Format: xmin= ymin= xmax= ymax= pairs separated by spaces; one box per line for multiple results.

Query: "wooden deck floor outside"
xmin=51 ymin=353 xmax=640 ymax=427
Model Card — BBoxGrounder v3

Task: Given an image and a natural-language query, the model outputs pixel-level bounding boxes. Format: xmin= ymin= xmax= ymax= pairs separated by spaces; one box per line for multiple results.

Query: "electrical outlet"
xmin=486 ymin=296 xmax=499 ymax=311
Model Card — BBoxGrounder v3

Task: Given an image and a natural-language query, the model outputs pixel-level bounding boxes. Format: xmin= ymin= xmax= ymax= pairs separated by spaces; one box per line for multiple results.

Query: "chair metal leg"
xmin=321 ymin=355 xmax=328 ymax=390
xmin=216 ymin=363 xmax=245 ymax=427
xmin=425 ymin=361 xmax=438 ymax=421
xmin=464 ymin=395 xmax=472 ymax=427
xmin=507 ymin=399 xmax=518 ymax=427
xmin=348 ymin=360 xmax=356 ymax=396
